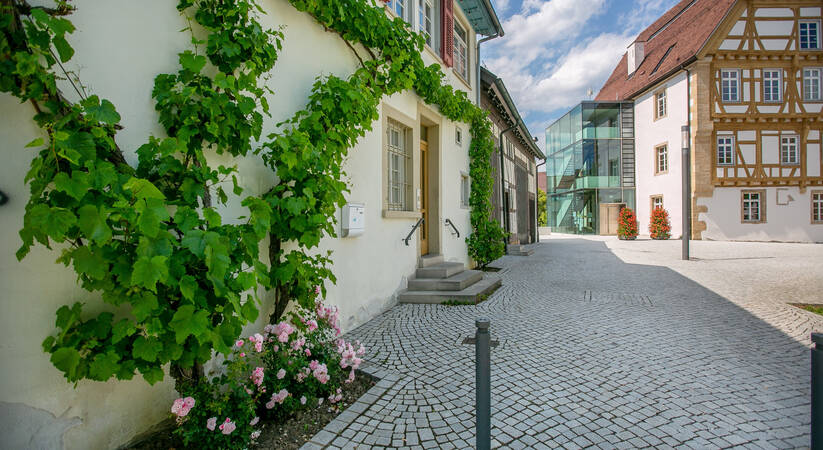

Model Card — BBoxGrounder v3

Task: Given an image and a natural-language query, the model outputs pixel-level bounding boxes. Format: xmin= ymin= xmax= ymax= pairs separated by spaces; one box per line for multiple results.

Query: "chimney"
xmin=627 ymin=41 xmax=644 ymax=76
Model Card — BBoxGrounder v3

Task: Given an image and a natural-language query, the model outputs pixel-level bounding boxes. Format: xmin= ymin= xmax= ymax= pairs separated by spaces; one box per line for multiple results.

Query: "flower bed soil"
xmin=126 ymin=373 xmax=374 ymax=450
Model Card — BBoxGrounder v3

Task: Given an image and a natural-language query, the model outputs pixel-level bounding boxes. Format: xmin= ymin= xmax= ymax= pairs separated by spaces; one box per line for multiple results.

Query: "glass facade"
xmin=545 ymin=102 xmax=635 ymax=234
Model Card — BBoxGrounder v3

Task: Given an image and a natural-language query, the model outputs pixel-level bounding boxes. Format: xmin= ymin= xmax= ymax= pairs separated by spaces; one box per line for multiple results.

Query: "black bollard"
xmin=476 ymin=318 xmax=491 ymax=450
xmin=813 ymin=333 xmax=823 ymax=449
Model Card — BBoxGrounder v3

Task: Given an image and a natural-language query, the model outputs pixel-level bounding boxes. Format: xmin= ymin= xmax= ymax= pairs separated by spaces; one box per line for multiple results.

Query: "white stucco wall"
xmin=633 ymin=71 xmax=687 ymax=238
xmin=698 ymin=187 xmax=823 ymax=243
xmin=0 ymin=0 xmax=478 ymax=448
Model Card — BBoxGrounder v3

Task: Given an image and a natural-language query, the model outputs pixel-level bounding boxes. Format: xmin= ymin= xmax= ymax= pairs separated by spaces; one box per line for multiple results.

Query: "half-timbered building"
xmin=597 ymin=0 xmax=823 ymax=242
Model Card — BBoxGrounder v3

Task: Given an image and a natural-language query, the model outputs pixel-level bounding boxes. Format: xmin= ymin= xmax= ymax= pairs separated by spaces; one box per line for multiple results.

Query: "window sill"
xmin=654 ymin=171 xmax=669 ymax=176
xmin=423 ymin=45 xmax=443 ymax=65
xmin=382 ymin=210 xmax=422 ymax=219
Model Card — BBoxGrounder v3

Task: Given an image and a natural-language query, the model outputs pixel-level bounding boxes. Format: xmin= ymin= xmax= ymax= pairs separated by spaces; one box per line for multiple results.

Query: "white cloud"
xmin=497 ymin=0 xmax=605 ymax=53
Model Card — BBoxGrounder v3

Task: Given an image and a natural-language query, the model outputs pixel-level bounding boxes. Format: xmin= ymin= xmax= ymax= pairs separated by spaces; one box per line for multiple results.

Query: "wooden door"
xmin=420 ymin=140 xmax=429 ymax=255
xmin=598 ymin=203 xmax=623 ymax=235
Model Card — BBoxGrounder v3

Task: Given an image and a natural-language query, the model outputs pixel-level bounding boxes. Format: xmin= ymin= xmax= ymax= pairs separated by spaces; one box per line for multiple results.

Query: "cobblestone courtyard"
xmin=305 ymin=236 xmax=823 ymax=449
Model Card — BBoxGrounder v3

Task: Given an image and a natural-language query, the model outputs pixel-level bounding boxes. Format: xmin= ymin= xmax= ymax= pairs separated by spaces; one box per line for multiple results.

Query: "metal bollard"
xmin=813 ymin=333 xmax=823 ymax=449
xmin=476 ymin=318 xmax=491 ymax=450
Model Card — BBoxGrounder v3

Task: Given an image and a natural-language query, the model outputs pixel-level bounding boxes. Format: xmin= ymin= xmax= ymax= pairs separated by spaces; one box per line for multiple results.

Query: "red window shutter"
xmin=441 ymin=0 xmax=454 ymax=67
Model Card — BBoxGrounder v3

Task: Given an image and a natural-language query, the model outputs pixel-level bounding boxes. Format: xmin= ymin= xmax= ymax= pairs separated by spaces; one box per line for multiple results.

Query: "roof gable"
xmin=595 ymin=0 xmax=736 ymax=101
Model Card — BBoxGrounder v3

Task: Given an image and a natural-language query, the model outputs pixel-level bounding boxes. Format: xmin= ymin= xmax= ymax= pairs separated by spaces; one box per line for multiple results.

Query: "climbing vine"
xmin=1 ymin=0 xmax=505 ymax=386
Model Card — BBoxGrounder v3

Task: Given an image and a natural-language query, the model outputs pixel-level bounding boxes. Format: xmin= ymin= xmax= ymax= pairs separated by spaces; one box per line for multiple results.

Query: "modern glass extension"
xmin=545 ymin=102 xmax=635 ymax=234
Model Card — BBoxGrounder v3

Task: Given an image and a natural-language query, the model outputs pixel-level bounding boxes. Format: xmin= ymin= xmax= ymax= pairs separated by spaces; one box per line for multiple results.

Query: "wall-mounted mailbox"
xmin=342 ymin=203 xmax=365 ymax=238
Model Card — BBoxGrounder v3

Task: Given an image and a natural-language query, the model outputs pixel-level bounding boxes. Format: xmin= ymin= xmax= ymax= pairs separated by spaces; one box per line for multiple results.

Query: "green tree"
xmin=537 ymin=189 xmax=547 ymax=227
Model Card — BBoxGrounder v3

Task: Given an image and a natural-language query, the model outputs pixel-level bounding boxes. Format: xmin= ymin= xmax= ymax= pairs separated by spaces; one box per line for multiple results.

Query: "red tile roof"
xmin=595 ymin=0 xmax=736 ymax=101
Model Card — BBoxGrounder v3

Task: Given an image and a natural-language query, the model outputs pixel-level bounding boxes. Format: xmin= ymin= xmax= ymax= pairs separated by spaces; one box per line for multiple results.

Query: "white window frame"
xmin=417 ymin=0 xmax=434 ymax=48
xmin=655 ymin=144 xmax=668 ymax=174
xmin=763 ymin=69 xmax=782 ymax=103
xmin=651 ymin=195 xmax=663 ymax=211
xmin=655 ymin=89 xmax=667 ymax=119
xmin=742 ymin=190 xmax=764 ymax=223
xmin=813 ymin=191 xmax=823 ymax=224
xmin=721 ymin=69 xmax=740 ymax=102
xmin=386 ymin=119 xmax=412 ymax=211
xmin=460 ymin=173 xmax=470 ymax=208
xmin=453 ymin=20 xmax=469 ymax=83
xmin=388 ymin=0 xmax=409 ymax=21
xmin=799 ymin=20 xmax=821 ymax=50
xmin=717 ymin=135 xmax=735 ymax=166
xmin=804 ymin=67 xmax=822 ymax=101
xmin=781 ymin=135 xmax=799 ymax=165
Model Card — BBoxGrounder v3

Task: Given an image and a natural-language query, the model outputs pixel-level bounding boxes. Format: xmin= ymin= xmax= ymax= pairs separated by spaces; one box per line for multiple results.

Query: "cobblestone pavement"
xmin=304 ymin=237 xmax=823 ymax=449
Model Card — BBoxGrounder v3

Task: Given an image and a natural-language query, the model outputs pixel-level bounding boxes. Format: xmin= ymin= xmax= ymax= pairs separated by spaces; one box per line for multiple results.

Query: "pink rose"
xmin=219 ymin=418 xmax=236 ymax=435
xmin=251 ymin=430 xmax=261 ymax=440
xmin=235 ymin=339 xmax=244 ymax=348
xmin=250 ymin=416 xmax=259 ymax=426
xmin=171 ymin=397 xmax=195 ymax=417
xmin=276 ymin=368 xmax=286 ymax=379
xmin=206 ymin=417 xmax=217 ymax=431
xmin=250 ymin=367 xmax=264 ymax=386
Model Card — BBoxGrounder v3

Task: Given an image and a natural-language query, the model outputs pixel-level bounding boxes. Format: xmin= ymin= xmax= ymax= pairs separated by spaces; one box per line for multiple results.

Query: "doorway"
xmin=420 ymin=136 xmax=429 ymax=256
xmin=599 ymin=202 xmax=625 ymax=235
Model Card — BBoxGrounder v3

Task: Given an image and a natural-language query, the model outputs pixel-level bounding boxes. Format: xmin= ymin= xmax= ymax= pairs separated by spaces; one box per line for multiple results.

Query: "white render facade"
xmin=0 ymin=0 xmax=502 ymax=448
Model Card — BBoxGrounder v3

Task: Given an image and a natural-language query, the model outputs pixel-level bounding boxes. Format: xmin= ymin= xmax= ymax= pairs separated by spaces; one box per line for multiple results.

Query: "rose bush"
xmin=649 ymin=207 xmax=672 ymax=240
xmin=170 ymin=296 xmax=365 ymax=447
xmin=617 ymin=207 xmax=639 ymax=240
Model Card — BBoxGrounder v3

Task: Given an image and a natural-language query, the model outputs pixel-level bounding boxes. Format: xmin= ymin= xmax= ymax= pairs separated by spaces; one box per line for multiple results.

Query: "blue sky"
xmin=482 ymin=0 xmax=681 ymax=154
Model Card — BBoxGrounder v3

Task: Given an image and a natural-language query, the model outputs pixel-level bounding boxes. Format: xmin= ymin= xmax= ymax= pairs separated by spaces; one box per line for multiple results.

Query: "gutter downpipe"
xmin=535 ymin=158 xmax=546 ymax=243
xmin=499 ymin=121 xmax=518 ymax=245
xmin=476 ymin=33 xmax=500 ymax=106
xmin=682 ymin=66 xmax=691 ymax=260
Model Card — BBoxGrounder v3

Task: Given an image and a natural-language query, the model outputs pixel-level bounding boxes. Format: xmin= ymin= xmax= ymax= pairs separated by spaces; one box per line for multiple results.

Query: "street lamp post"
xmin=681 ymin=125 xmax=691 ymax=261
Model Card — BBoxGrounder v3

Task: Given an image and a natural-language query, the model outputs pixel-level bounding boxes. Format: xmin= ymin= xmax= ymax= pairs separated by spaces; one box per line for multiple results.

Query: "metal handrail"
xmin=445 ymin=218 xmax=460 ymax=238
xmin=403 ymin=217 xmax=424 ymax=246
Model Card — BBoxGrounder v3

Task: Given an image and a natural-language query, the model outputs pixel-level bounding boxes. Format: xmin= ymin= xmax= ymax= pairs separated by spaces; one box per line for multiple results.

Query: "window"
xmin=655 ymin=144 xmax=668 ymax=174
xmin=763 ymin=69 xmax=782 ymax=102
xmin=460 ymin=174 xmax=470 ymax=208
xmin=741 ymin=190 xmax=765 ymax=223
xmin=417 ymin=0 xmax=434 ymax=47
xmin=386 ymin=119 xmax=411 ymax=211
xmin=781 ymin=135 xmax=799 ymax=165
xmin=651 ymin=195 xmax=663 ymax=211
xmin=506 ymin=139 xmax=514 ymax=158
xmin=389 ymin=0 xmax=408 ymax=20
xmin=721 ymin=69 xmax=740 ymax=102
xmin=804 ymin=68 xmax=822 ymax=101
xmin=813 ymin=191 xmax=823 ymax=224
xmin=800 ymin=20 xmax=821 ymax=50
xmin=717 ymin=135 xmax=735 ymax=166
xmin=453 ymin=21 xmax=469 ymax=82
xmin=455 ymin=127 xmax=463 ymax=146
xmin=655 ymin=89 xmax=667 ymax=119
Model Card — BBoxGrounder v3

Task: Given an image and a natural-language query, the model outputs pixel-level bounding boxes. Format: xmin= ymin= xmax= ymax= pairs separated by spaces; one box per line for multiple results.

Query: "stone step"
xmin=419 ymin=254 xmax=444 ymax=268
xmin=397 ymin=275 xmax=502 ymax=304
xmin=507 ymin=244 xmax=535 ymax=256
xmin=415 ymin=262 xmax=465 ymax=279
xmin=408 ymin=269 xmax=483 ymax=291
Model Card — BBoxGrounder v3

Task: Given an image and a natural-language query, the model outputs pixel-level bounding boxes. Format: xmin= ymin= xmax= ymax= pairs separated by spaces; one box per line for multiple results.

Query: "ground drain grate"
xmin=583 ymin=290 xmax=653 ymax=306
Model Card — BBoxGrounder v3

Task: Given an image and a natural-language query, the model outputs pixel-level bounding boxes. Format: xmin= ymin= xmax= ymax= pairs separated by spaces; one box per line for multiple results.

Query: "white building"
xmin=598 ymin=0 xmax=823 ymax=243
xmin=0 ymin=0 xmax=503 ymax=448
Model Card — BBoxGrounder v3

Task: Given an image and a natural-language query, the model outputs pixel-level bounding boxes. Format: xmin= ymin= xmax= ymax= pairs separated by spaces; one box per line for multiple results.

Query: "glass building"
xmin=545 ymin=102 xmax=635 ymax=234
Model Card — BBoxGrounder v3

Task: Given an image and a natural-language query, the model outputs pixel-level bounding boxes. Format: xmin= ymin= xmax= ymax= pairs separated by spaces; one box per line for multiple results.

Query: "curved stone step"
xmin=398 ymin=275 xmax=502 ymax=304
xmin=408 ymin=269 xmax=483 ymax=291
xmin=415 ymin=262 xmax=465 ymax=279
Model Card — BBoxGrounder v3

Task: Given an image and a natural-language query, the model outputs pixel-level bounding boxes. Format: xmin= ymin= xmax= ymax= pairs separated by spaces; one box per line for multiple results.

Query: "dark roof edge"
xmin=480 ymin=0 xmax=505 ymax=36
xmin=481 ymin=67 xmax=544 ymax=159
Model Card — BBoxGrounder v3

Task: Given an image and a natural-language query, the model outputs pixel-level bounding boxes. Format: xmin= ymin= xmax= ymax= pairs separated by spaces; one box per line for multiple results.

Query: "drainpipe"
xmin=535 ymin=157 xmax=546 ymax=243
xmin=682 ymin=67 xmax=692 ymax=260
xmin=499 ymin=121 xmax=517 ymax=244
xmin=476 ymin=33 xmax=499 ymax=106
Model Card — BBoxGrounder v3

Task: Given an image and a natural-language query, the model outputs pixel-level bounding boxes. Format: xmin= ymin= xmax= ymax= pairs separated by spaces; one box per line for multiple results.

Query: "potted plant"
xmin=649 ymin=207 xmax=671 ymax=240
xmin=617 ymin=207 xmax=638 ymax=240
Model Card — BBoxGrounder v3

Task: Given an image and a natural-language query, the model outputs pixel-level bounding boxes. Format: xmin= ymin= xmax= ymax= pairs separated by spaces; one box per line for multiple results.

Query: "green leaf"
xmin=131 ymin=292 xmax=159 ymax=322
xmin=111 ymin=319 xmax=136 ymax=344
xmin=82 ymin=96 xmax=121 ymax=125
xmin=169 ymin=305 xmax=210 ymax=344
xmin=71 ymin=246 xmax=107 ymax=280
xmin=132 ymin=336 xmax=163 ymax=362
xmin=123 ymin=177 xmax=165 ymax=200
xmin=241 ymin=299 xmax=258 ymax=322
xmin=181 ymin=230 xmax=206 ymax=257
xmin=179 ymin=51 xmax=207 ymax=73
xmin=130 ymin=256 xmax=168 ymax=292
xmin=173 ymin=207 xmax=200 ymax=232
xmin=59 ymin=132 xmax=96 ymax=162
xmin=50 ymin=347 xmax=81 ymax=380
xmin=77 ymin=204 xmax=112 ymax=244
xmin=25 ymin=137 xmax=44 ymax=148
xmin=52 ymin=36 xmax=74 ymax=63
xmin=26 ymin=204 xmax=77 ymax=242
xmin=135 ymin=198 xmax=169 ymax=238
xmin=55 ymin=303 xmax=82 ymax=331
xmin=53 ymin=171 xmax=90 ymax=201
xmin=203 ymin=208 xmax=221 ymax=227
xmin=140 ymin=366 xmax=165 ymax=385
xmin=178 ymin=275 xmax=197 ymax=301
xmin=89 ymin=351 xmax=120 ymax=381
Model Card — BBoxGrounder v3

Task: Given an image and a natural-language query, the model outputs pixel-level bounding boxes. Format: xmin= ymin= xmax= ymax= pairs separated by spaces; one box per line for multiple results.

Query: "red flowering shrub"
xmin=649 ymin=207 xmax=671 ymax=240
xmin=617 ymin=207 xmax=638 ymax=240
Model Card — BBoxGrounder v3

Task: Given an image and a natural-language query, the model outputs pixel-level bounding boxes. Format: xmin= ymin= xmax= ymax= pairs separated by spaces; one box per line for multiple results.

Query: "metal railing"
xmin=403 ymin=217 xmax=424 ymax=246
xmin=445 ymin=218 xmax=460 ymax=238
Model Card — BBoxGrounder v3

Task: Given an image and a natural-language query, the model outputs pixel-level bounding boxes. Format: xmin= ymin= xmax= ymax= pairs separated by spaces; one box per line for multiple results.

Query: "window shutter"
xmin=441 ymin=0 xmax=454 ymax=67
